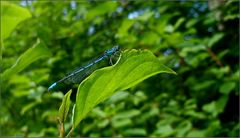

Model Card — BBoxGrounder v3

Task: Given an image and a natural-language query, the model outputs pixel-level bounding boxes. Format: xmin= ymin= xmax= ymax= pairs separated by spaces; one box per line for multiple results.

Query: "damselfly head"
xmin=105 ymin=45 xmax=120 ymax=56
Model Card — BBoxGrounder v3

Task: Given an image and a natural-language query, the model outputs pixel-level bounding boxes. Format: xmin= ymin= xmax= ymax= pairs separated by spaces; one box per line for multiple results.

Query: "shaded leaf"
xmin=208 ymin=33 xmax=224 ymax=47
xmin=202 ymin=95 xmax=228 ymax=117
xmin=219 ymin=82 xmax=236 ymax=94
xmin=215 ymin=95 xmax=229 ymax=114
xmin=21 ymin=101 xmax=41 ymax=115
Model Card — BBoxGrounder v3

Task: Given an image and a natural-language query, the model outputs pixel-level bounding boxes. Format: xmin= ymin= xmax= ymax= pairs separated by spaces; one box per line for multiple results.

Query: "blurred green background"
xmin=1 ymin=0 xmax=239 ymax=137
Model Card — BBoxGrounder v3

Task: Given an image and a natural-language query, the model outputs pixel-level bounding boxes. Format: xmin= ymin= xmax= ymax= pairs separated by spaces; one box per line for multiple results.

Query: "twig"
xmin=206 ymin=47 xmax=223 ymax=67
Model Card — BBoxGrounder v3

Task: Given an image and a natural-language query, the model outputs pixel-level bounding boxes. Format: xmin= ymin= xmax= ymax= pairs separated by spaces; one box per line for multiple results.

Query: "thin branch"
xmin=206 ymin=47 xmax=223 ymax=67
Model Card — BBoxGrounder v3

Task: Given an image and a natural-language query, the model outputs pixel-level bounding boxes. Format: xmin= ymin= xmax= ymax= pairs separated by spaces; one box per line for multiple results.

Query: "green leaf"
xmin=224 ymin=13 xmax=239 ymax=21
xmin=107 ymin=91 xmax=129 ymax=103
xmin=207 ymin=33 xmax=224 ymax=47
xmin=1 ymin=2 xmax=32 ymax=40
xmin=202 ymin=95 xmax=228 ymax=116
xmin=2 ymin=39 xmax=52 ymax=82
xmin=135 ymin=11 xmax=154 ymax=21
xmin=140 ymin=32 xmax=160 ymax=45
xmin=215 ymin=95 xmax=229 ymax=114
xmin=117 ymin=19 xmax=135 ymax=38
xmin=92 ymin=107 xmax=107 ymax=118
xmin=174 ymin=17 xmax=185 ymax=30
xmin=85 ymin=2 xmax=118 ymax=21
xmin=186 ymin=130 xmax=205 ymax=137
xmin=219 ymin=82 xmax=236 ymax=94
xmin=176 ymin=121 xmax=192 ymax=137
xmin=97 ymin=119 xmax=109 ymax=128
xmin=113 ymin=109 xmax=141 ymax=120
xmin=165 ymin=25 xmax=174 ymax=33
xmin=123 ymin=128 xmax=147 ymax=136
xmin=112 ymin=118 xmax=132 ymax=128
xmin=202 ymin=101 xmax=216 ymax=115
xmin=155 ymin=124 xmax=174 ymax=137
xmin=72 ymin=49 xmax=176 ymax=129
xmin=21 ymin=101 xmax=41 ymax=115
xmin=185 ymin=19 xmax=198 ymax=28
xmin=59 ymin=90 xmax=72 ymax=123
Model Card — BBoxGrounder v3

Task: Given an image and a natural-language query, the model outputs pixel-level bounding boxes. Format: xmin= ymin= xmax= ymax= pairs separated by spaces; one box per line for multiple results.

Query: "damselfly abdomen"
xmin=48 ymin=46 xmax=120 ymax=92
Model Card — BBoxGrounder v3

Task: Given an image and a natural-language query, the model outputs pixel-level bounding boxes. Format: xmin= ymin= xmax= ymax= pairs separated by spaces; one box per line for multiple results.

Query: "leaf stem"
xmin=66 ymin=127 xmax=74 ymax=138
xmin=59 ymin=122 xmax=64 ymax=138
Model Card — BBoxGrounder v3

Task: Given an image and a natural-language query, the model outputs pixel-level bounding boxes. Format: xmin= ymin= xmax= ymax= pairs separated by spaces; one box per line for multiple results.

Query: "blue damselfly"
xmin=48 ymin=46 xmax=120 ymax=91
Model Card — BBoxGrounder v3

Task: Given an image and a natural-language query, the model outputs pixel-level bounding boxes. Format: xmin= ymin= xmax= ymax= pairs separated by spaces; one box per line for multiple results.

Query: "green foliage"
xmin=1 ymin=0 xmax=239 ymax=137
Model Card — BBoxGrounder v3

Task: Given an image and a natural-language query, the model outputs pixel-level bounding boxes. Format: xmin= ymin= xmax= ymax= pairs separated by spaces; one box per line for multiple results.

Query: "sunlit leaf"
xmin=92 ymin=107 xmax=107 ymax=118
xmin=117 ymin=19 xmax=135 ymax=38
xmin=1 ymin=2 xmax=31 ymax=40
xmin=112 ymin=118 xmax=132 ymax=128
xmin=85 ymin=2 xmax=118 ymax=21
xmin=72 ymin=49 xmax=176 ymax=129
xmin=59 ymin=90 xmax=72 ymax=123
xmin=140 ymin=32 xmax=160 ymax=45
xmin=176 ymin=121 xmax=192 ymax=137
xmin=123 ymin=128 xmax=147 ymax=136
xmin=186 ymin=130 xmax=205 ymax=137
xmin=97 ymin=119 xmax=109 ymax=128
xmin=165 ymin=25 xmax=174 ymax=33
xmin=174 ymin=17 xmax=185 ymax=30
xmin=113 ymin=109 xmax=140 ymax=120
xmin=185 ymin=19 xmax=198 ymax=28
xmin=135 ymin=11 xmax=154 ymax=21
xmin=106 ymin=91 xmax=130 ymax=103
xmin=155 ymin=124 xmax=174 ymax=137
